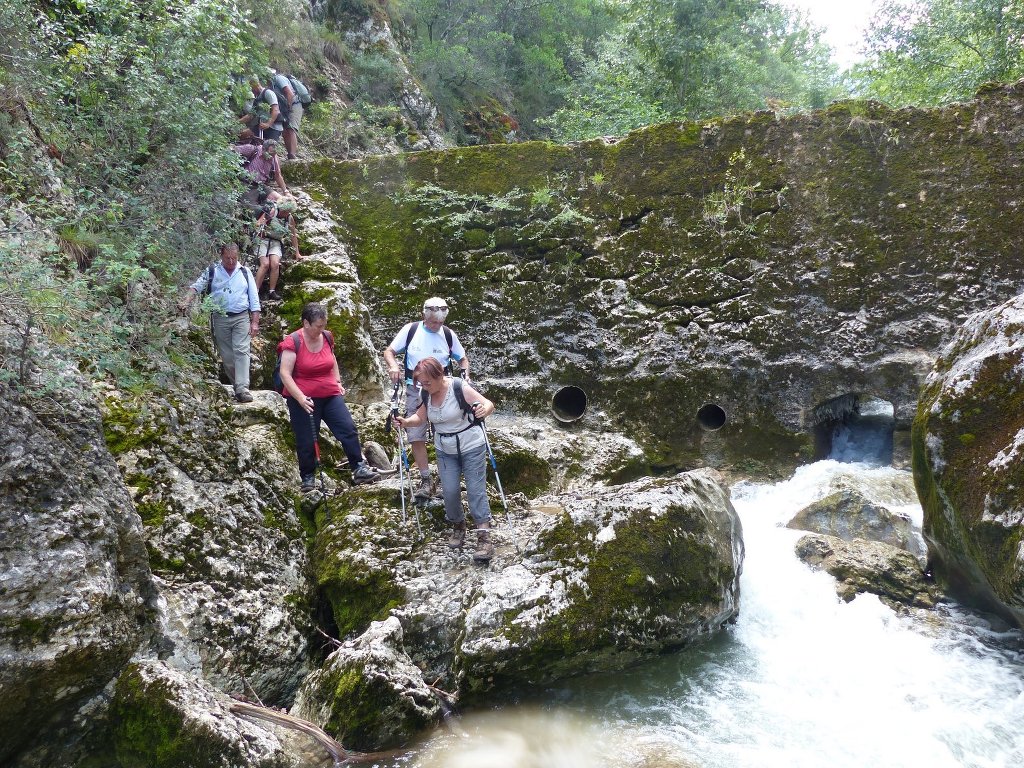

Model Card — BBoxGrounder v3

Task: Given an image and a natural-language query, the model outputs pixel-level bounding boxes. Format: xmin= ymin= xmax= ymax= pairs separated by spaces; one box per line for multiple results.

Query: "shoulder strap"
xmin=323 ymin=330 xmax=334 ymax=348
xmin=404 ymin=322 xmax=419 ymax=379
xmin=291 ymin=330 xmax=302 ymax=352
xmin=451 ymin=378 xmax=475 ymax=417
xmin=443 ymin=326 xmax=453 ymax=349
xmin=203 ymin=263 xmax=216 ymax=296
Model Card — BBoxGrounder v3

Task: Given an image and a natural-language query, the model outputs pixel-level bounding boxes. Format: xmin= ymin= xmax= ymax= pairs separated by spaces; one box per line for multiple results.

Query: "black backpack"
xmin=404 ymin=322 xmax=456 ymax=381
xmin=273 ymin=330 xmax=334 ymax=394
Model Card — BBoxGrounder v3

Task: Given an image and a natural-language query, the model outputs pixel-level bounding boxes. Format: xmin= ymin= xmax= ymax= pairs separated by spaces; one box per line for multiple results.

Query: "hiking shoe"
xmin=300 ymin=474 xmax=316 ymax=492
xmin=447 ymin=521 xmax=467 ymax=549
xmin=473 ymin=528 xmax=494 ymax=562
xmin=352 ymin=462 xmax=380 ymax=485
xmin=236 ymin=389 xmax=254 ymax=403
xmin=413 ymin=474 xmax=433 ymax=502
xmin=267 ymin=290 xmax=281 ymax=301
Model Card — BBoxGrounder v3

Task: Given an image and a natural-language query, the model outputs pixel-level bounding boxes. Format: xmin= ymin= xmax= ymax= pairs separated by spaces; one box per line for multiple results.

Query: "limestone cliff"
xmin=290 ymin=80 xmax=1024 ymax=476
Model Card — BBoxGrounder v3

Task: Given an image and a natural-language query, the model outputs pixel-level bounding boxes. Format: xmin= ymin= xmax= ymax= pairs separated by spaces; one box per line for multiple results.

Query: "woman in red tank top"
xmin=278 ymin=302 xmax=380 ymax=491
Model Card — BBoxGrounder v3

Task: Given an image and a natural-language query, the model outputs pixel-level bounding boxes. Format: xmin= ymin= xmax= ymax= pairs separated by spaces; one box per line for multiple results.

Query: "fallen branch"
xmin=228 ymin=698 xmax=407 ymax=766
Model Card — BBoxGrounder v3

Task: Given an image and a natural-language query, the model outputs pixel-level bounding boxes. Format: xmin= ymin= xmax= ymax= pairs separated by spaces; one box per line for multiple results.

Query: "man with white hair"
xmin=383 ymin=297 xmax=470 ymax=501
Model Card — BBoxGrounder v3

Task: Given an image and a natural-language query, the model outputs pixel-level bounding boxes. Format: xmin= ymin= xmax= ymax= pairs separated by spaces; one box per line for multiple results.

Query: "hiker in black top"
xmin=383 ymin=297 xmax=469 ymax=502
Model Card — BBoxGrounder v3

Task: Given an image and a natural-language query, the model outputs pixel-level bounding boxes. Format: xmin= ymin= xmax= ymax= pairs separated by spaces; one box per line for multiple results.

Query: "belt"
xmin=225 ymin=310 xmax=249 ymax=317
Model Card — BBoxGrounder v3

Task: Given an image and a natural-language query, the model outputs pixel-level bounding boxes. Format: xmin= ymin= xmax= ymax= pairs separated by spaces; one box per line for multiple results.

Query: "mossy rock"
xmin=912 ymin=293 xmax=1024 ymax=626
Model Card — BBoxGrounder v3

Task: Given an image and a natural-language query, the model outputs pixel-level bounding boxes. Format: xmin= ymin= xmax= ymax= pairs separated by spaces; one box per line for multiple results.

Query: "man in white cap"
xmin=383 ymin=297 xmax=470 ymax=500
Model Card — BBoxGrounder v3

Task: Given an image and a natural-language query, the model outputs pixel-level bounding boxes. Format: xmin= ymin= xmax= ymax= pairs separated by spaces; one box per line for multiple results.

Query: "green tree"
xmin=402 ymin=0 xmax=617 ymax=139
xmin=853 ymin=0 xmax=1024 ymax=105
xmin=629 ymin=0 xmax=840 ymax=118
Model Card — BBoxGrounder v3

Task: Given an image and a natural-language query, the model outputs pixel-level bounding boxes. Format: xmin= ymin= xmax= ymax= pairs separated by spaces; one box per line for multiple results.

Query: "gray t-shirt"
xmin=245 ymin=88 xmax=285 ymax=131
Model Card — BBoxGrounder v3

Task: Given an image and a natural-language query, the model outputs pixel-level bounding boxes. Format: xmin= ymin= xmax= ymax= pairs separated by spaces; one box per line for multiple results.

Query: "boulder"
xmin=913 ymin=291 xmax=1024 ymax=627
xmin=795 ymin=533 xmax=935 ymax=609
xmin=110 ymin=660 xmax=296 ymax=768
xmin=290 ymin=617 xmax=442 ymax=751
xmin=0 ymin=319 xmax=152 ymax=766
xmin=310 ymin=468 xmax=742 ymax=715
xmin=786 ymin=489 xmax=925 ymax=560
xmin=101 ymin=385 xmax=314 ymax=704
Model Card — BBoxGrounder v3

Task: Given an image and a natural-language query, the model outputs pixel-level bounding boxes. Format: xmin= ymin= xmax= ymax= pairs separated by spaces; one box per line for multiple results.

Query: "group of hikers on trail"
xmin=177 ymin=69 xmax=497 ymax=560
xmin=178 ymin=269 xmax=498 ymax=559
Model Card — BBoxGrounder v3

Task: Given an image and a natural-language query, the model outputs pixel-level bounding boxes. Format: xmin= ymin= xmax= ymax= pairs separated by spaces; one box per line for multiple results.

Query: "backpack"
xmin=202 ymin=263 xmax=251 ymax=299
xmin=287 ymin=75 xmax=312 ymax=105
xmin=266 ymin=81 xmax=291 ymax=122
xmin=273 ymin=330 xmax=334 ymax=394
xmin=420 ymin=377 xmax=478 ymax=422
xmin=404 ymin=322 xmax=456 ymax=380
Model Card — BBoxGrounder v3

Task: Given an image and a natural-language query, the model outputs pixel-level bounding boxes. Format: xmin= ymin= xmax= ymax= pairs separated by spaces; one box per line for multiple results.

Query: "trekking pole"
xmin=473 ymin=406 xmax=513 ymax=534
xmin=309 ymin=411 xmax=326 ymax=493
xmin=385 ymin=383 xmax=407 ymax=525
xmin=386 ymin=383 xmax=421 ymax=538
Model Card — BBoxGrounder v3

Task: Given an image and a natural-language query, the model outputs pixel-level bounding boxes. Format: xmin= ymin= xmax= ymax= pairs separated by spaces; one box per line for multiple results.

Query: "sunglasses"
xmin=424 ymin=306 xmax=448 ymax=312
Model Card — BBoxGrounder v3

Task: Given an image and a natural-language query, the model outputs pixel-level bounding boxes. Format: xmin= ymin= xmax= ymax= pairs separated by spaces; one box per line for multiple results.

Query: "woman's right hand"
xmin=299 ymin=394 xmax=314 ymax=414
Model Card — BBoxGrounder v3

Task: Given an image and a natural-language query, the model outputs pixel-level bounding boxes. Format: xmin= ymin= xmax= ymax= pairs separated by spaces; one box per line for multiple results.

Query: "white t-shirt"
xmin=389 ymin=322 xmax=466 ymax=381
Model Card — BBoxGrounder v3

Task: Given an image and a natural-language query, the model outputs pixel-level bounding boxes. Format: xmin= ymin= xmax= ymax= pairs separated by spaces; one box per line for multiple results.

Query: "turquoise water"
xmin=412 ymin=461 xmax=1024 ymax=768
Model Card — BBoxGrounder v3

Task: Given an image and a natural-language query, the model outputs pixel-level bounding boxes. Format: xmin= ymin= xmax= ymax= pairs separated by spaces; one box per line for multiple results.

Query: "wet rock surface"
xmin=913 ymin=290 xmax=1024 ymax=627
xmin=787 ymin=488 xmax=925 ymax=560
xmin=302 ymin=469 xmax=743 ymax=747
xmin=794 ymin=533 xmax=935 ymax=609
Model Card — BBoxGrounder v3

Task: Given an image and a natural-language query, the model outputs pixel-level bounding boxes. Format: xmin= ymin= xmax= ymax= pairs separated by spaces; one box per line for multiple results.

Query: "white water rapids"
xmin=405 ymin=460 xmax=1024 ymax=768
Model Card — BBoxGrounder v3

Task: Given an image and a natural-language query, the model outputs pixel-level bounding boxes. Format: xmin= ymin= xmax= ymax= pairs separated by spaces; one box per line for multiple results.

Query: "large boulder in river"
xmin=912 ymin=291 xmax=1024 ymax=627
xmin=795 ymin=533 xmax=935 ymax=609
xmin=787 ymin=489 xmax=925 ymax=560
xmin=292 ymin=81 xmax=1024 ymax=476
xmin=291 ymin=617 xmax=442 ymax=751
xmin=305 ymin=467 xmax=742 ymax=744
xmin=0 ymin=319 xmax=153 ymax=766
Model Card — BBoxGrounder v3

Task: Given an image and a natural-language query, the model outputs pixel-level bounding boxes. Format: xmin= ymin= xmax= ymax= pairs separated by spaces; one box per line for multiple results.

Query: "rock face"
xmin=101 ymin=386 xmax=315 ymax=704
xmin=291 ymin=617 xmax=442 ymax=751
xmin=0 ymin=318 xmax=153 ymax=766
xmin=787 ymin=489 xmax=925 ymax=560
xmin=795 ymin=534 xmax=935 ymax=609
xmin=110 ymin=660 xmax=296 ymax=768
xmin=913 ymin=291 xmax=1024 ymax=627
xmin=300 ymin=469 xmax=742 ymax=747
xmin=291 ymin=80 xmax=1024 ymax=476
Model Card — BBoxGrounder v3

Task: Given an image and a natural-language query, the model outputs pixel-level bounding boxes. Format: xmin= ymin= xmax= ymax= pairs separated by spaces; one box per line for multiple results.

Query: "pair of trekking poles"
xmin=385 ymin=381 xmax=513 ymax=541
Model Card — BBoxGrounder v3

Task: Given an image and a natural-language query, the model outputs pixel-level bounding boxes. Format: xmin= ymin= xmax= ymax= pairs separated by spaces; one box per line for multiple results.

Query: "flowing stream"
xmin=407 ymin=459 xmax=1024 ymax=768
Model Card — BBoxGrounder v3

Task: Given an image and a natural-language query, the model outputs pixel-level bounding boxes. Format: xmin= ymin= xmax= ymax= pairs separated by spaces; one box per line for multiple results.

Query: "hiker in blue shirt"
xmin=179 ymin=242 xmax=261 ymax=403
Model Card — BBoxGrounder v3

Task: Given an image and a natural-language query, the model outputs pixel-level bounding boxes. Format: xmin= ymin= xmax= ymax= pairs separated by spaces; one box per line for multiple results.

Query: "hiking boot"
xmin=352 ymin=462 xmax=380 ymax=485
xmin=267 ymin=289 xmax=281 ymax=301
xmin=473 ymin=528 xmax=494 ymax=562
xmin=300 ymin=474 xmax=316 ymax=492
xmin=236 ymin=389 xmax=254 ymax=403
xmin=447 ymin=521 xmax=466 ymax=549
xmin=413 ymin=474 xmax=433 ymax=502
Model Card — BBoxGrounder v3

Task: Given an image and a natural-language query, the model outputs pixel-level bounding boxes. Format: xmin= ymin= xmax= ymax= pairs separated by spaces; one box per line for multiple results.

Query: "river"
xmin=408 ymin=459 xmax=1024 ymax=768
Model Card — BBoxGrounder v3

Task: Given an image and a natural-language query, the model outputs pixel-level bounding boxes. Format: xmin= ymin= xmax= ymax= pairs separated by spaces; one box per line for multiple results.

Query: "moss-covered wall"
xmin=289 ymin=81 xmax=1024 ymax=475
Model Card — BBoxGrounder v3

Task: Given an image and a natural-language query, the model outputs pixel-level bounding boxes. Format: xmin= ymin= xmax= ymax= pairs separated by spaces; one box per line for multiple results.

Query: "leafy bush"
xmin=0 ymin=0 xmax=263 ymax=393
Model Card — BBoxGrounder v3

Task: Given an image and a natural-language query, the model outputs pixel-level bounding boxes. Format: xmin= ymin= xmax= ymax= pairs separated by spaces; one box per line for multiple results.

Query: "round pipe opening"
xmin=696 ymin=403 xmax=727 ymax=431
xmin=552 ymin=386 xmax=588 ymax=423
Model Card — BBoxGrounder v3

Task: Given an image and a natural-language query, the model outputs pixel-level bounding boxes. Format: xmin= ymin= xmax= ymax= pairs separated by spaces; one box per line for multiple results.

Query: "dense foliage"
xmin=0 ymin=0 xmax=264 ymax=391
xmin=853 ymin=0 xmax=1024 ymax=105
